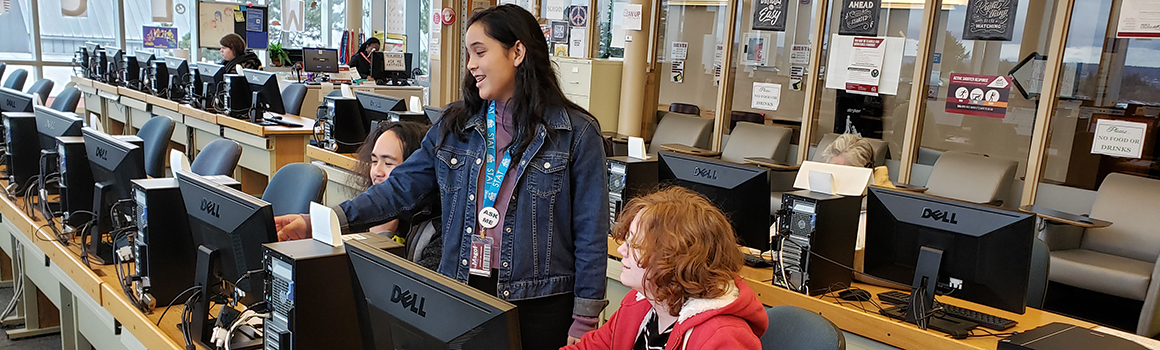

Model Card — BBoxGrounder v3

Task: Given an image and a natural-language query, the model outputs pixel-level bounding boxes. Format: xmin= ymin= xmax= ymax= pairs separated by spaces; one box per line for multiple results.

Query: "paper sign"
xmin=624 ymin=4 xmax=643 ymax=31
xmin=246 ymin=8 xmax=265 ymax=32
xmin=143 ymin=26 xmax=179 ymax=49
xmin=945 ymin=73 xmax=1010 ymax=118
xmin=790 ymin=66 xmax=805 ymax=91
xmin=381 ymin=52 xmax=406 ymax=71
xmin=753 ymin=0 xmax=789 ymax=31
xmin=671 ymin=42 xmax=689 ymax=60
xmin=1092 ymin=119 xmax=1147 ymax=159
xmin=671 ymin=61 xmax=684 ymax=83
xmin=793 ymin=161 xmax=873 ymax=196
xmin=310 ymin=202 xmax=343 ymax=247
xmin=152 ymin=0 xmax=173 ymax=22
xmin=963 ymin=0 xmax=1017 ymax=41
xmin=546 ymin=0 xmax=566 ymax=19
xmin=628 ymin=137 xmax=648 ymax=159
xmin=283 ymin=0 xmax=305 ymax=32
xmin=551 ymin=21 xmax=569 ymax=43
xmin=234 ymin=5 xmax=244 ymax=22
xmin=170 ymin=150 xmax=190 ymax=173
xmin=845 ymin=37 xmax=885 ymax=94
xmin=1117 ymin=0 xmax=1160 ymax=38
xmin=569 ymin=28 xmax=587 ymax=58
xmin=808 ymin=170 xmax=836 ymax=195
xmin=839 ymin=0 xmax=880 ymax=36
xmin=790 ymin=45 xmax=810 ymax=65
xmin=752 ymin=82 xmax=781 ymax=111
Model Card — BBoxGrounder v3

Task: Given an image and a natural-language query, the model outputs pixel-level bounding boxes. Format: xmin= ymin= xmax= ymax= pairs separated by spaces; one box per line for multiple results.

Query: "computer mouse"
xmin=838 ymin=289 xmax=872 ymax=302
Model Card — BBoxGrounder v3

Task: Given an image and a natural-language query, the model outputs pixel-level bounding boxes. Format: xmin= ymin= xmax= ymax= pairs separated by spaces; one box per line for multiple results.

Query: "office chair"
xmin=262 ymin=163 xmax=327 ymax=216
xmin=4 ymin=69 xmax=28 ymax=91
xmin=924 ymin=151 xmax=1016 ymax=206
xmin=136 ymin=116 xmax=175 ymax=178
xmin=1043 ymin=173 xmax=1160 ymax=336
xmin=0 ymin=62 xmax=6 ymax=81
xmin=327 ymin=89 xmax=344 ymax=97
xmin=729 ymin=111 xmax=764 ymax=133
xmin=647 ymin=112 xmax=713 ymax=155
xmin=51 ymin=87 xmax=82 ymax=113
xmin=1027 ymin=238 xmax=1051 ymax=309
xmin=26 ymin=79 xmax=54 ymax=105
xmin=190 ymin=139 xmax=242 ymax=176
xmin=761 ymin=305 xmax=845 ymax=350
xmin=282 ymin=83 xmax=308 ymax=116
xmin=917 ymin=147 xmax=943 ymax=165
xmin=720 ymin=122 xmax=792 ymax=164
xmin=668 ymin=103 xmax=701 ymax=116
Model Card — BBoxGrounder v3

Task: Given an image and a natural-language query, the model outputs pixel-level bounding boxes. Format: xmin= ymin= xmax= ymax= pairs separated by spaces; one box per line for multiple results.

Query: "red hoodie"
xmin=562 ymin=276 xmax=768 ymax=350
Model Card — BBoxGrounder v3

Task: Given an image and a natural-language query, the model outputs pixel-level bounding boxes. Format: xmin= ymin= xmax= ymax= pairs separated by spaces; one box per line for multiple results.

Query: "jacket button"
xmin=451 ymin=158 xmax=458 ymax=165
xmin=469 ymin=194 xmax=475 ymax=201
xmin=503 ymin=262 xmax=508 ymax=268
xmin=503 ymin=290 xmax=510 ymax=297
xmin=466 ymin=227 xmax=473 ymax=234
xmin=543 ymin=162 xmax=551 ymax=168
xmin=475 ymin=158 xmax=482 ymax=165
xmin=462 ymin=259 xmax=468 ymax=266
xmin=520 ymin=160 xmax=526 ymax=165
xmin=505 ymin=227 xmax=511 ymax=233
xmin=511 ymin=194 xmax=516 ymax=201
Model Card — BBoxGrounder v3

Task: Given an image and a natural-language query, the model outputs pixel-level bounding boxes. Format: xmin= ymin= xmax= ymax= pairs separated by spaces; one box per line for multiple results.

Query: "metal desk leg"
xmin=4 ymin=274 xmax=61 ymax=339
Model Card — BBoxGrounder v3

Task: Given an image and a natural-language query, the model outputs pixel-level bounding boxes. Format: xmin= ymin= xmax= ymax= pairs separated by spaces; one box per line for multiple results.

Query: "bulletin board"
xmin=198 ymin=1 xmax=269 ymax=49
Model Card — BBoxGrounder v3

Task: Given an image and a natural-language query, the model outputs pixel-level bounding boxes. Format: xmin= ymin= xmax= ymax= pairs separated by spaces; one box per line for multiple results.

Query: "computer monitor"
xmin=423 ymin=107 xmax=443 ymax=124
xmin=82 ymin=127 xmax=146 ymax=265
xmin=303 ymin=48 xmax=340 ymax=73
xmin=83 ymin=42 xmax=103 ymax=78
xmin=863 ymin=187 xmax=1036 ymax=315
xmin=354 ymin=91 xmax=405 ymax=130
xmin=152 ymin=60 xmax=170 ymax=97
xmin=105 ymin=47 xmax=125 ymax=85
xmin=0 ymin=87 xmax=35 ymax=114
xmin=371 ymin=52 xmax=413 ymax=85
xmin=656 ymin=151 xmax=771 ymax=249
xmin=36 ymin=105 xmax=84 ymax=150
xmin=347 ymin=239 xmax=521 ymax=349
xmin=164 ymin=57 xmax=190 ymax=101
xmin=96 ymin=50 xmax=110 ymax=82
xmin=241 ymin=68 xmax=286 ymax=119
xmin=196 ymin=62 xmax=225 ymax=104
xmin=176 ymin=170 xmax=276 ymax=349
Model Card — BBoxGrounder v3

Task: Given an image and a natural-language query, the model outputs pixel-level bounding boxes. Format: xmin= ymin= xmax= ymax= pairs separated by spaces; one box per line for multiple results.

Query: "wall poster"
xmin=752 ymin=0 xmax=788 ymax=31
xmin=963 ymin=0 xmax=1017 ymax=41
xmin=838 ymin=0 xmax=879 ymax=36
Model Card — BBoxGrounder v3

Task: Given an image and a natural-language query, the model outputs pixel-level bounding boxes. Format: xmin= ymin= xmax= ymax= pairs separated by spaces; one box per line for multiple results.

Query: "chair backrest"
xmin=190 ymin=139 xmax=243 ymax=176
xmin=730 ymin=111 xmax=764 ymax=133
xmin=761 ymin=305 xmax=845 ymax=350
xmin=720 ymin=122 xmax=792 ymax=164
xmin=282 ymin=83 xmax=309 ymax=116
xmin=917 ymin=147 xmax=943 ymax=165
xmin=648 ymin=112 xmax=713 ymax=154
xmin=1027 ymin=238 xmax=1050 ymax=309
xmin=4 ymin=69 xmax=28 ymax=91
xmin=668 ymin=103 xmax=700 ymax=116
xmin=924 ymin=151 xmax=1016 ymax=204
xmin=263 ymin=163 xmax=327 ymax=216
xmin=1081 ymin=173 xmax=1160 ymax=263
xmin=26 ymin=79 xmax=53 ymax=105
xmin=51 ymin=87 xmax=82 ymax=112
xmin=0 ymin=62 xmax=7 ymax=80
xmin=327 ymin=89 xmax=344 ymax=97
xmin=136 ymin=116 xmax=176 ymax=178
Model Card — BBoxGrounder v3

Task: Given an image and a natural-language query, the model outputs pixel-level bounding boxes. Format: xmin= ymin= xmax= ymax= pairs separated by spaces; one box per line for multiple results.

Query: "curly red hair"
xmin=611 ymin=186 xmax=744 ymax=316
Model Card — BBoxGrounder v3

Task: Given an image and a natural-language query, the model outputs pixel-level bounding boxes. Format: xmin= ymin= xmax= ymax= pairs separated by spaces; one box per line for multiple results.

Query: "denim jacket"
xmin=334 ymin=104 xmax=611 ymax=318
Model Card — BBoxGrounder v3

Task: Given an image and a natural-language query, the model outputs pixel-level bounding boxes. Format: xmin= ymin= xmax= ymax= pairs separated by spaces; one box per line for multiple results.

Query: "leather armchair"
xmin=924 ymin=151 xmax=1016 ymax=206
xmin=647 ymin=111 xmax=712 ymax=155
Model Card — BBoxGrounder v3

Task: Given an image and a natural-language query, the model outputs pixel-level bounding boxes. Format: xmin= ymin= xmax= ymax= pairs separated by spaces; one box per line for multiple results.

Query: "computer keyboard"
xmin=877 ymin=291 xmax=1017 ymax=330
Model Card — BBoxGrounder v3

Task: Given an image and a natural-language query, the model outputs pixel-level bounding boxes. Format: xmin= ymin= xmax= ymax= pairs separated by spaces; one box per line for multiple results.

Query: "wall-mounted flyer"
xmin=1117 ymin=0 xmax=1160 ymax=38
xmin=752 ymin=0 xmax=788 ymax=32
xmin=845 ymin=37 xmax=885 ymax=94
xmin=963 ymin=0 xmax=1017 ymax=41
xmin=839 ymin=0 xmax=879 ymax=36
xmin=1092 ymin=119 xmax=1147 ymax=159
xmin=752 ymin=82 xmax=782 ymax=111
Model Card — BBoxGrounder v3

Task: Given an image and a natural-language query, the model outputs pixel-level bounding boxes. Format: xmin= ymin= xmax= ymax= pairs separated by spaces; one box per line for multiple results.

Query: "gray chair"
xmin=51 ymin=87 xmax=82 ymax=113
xmin=282 ymin=83 xmax=308 ymax=116
xmin=0 ymin=62 xmax=7 ymax=80
xmin=136 ymin=116 xmax=175 ymax=178
xmin=1027 ymin=238 xmax=1051 ymax=309
xmin=917 ymin=147 xmax=943 ymax=166
xmin=761 ymin=305 xmax=844 ymax=350
xmin=720 ymin=122 xmax=792 ymax=164
xmin=262 ymin=163 xmax=327 ymax=216
xmin=668 ymin=103 xmax=700 ymax=116
xmin=924 ymin=151 xmax=1016 ymax=205
xmin=26 ymin=79 xmax=53 ymax=105
xmin=190 ymin=139 xmax=242 ymax=176
xmin=648 ymin=111 xmax=713 ymax=154
xmin=3 ymin=68 xmax=27 ymax=91
xmin=1044 ymin=173 xmax=1160 ymax=336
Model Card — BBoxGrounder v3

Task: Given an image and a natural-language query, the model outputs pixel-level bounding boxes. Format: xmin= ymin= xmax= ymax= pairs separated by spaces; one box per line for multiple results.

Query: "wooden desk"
xmin=743 ymin=157 xmax=801 ymax=171
xmin=660 ymin=144 xmax=721 ymax=157
xmin=306 ymin=145 xmax=363 ymax=207
xmin=293 ymin=83 xmax=425 ymax=120
xmin=1019 ymin=205 xmax=1112 ymax=228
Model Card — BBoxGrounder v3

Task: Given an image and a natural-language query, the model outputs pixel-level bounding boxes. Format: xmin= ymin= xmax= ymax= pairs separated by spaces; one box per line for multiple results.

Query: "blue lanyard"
xmin=482 ymin=101 xmax=513 ymax=211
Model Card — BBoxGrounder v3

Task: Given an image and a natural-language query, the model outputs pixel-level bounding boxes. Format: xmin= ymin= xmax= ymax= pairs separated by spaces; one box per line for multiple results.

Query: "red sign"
xmin=945 ymin=73 xmax=1011 ymax=118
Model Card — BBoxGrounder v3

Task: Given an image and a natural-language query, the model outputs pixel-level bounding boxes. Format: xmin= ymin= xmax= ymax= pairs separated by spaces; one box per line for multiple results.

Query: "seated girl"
xmin=563 ymin=186 xmax=767 ymax=350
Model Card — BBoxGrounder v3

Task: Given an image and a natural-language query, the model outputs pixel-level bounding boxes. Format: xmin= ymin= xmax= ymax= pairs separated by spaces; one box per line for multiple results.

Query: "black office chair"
xmin=190 ymin=139 xmax=242 ymax=176
xmin=282 ymin=83 xmax=308 ymax=116
xmin=0 ymin=63 xmax=7 ymax=81
xmin=262 ymin=163 xmax=327 ymax=216
xmin=51 ymin=87 xmax=82 ymax=113
xmin=137 ymin=116 xmax=175 ymax=178
xmin=26 ymin=79 xmax=53 ymax=105
xmin=4 ymin=69 xmax=28 ymax=91
xmin=761 ymin=305 xmax=845 ymax=350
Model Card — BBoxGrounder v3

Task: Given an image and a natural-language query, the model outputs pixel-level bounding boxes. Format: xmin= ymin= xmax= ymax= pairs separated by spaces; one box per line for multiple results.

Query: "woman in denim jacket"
xmin=274 ymin=5 xmax=609 ymax=348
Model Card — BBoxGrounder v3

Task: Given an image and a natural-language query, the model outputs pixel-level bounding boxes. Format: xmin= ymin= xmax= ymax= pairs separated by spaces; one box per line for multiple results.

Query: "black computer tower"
xmin=776 ymin=190 xmax=862 ymax=296
xmin=222 ymin=74 xmax=250 ymax=118
xmin=263 ymin=235 xmax=403 ymax=350
xmin=319 ymin=97 xmax=364 ymax=153
xmin=606 ymin=156 xmax=658 ymax=231
xmin=57 ymin=136 xmax=94 ymax=227
xmin=4 ymin=112 xmax=38 ymax=194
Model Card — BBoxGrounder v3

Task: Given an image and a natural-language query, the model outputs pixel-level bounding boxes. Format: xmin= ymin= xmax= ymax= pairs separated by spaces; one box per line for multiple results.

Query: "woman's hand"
xmin=275 ymin=214 xmax=312 ymax=241
xmin=566 ymin=336 xmax=581 ymax=345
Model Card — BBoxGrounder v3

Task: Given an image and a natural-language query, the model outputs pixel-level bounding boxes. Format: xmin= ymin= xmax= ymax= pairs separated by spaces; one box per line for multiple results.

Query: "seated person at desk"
xmin=350 ymin=37 xmax=380 ymax=78
xmin=351 ymin=120 xmax=442 ymax=270
xmin=564 ymin=186 xmax=768 ymax=350
xmin=816 ymin=133 xmax=892 ymax=188
xmin=220 ymin=33 xmax=262 ymax=75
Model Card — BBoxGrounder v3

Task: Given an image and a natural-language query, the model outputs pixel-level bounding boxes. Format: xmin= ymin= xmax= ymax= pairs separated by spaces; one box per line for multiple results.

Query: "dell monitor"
xmin=83 ymin=42 xmax=103 ymax=78
xmin=303 ymin=48 xmax=340 ymax=73
xmin=104 ymin=47 xmax=125 ymax=85
xmin=36 ymin=105 xmax=84 ymax=150
xmin=354 ymin=91 xmax=406 ymax=131
xmin=0 ymin=87 xmax=35 ymax=114
xmin=656 ymin=151 xmax=771 ymax=249
xmin=152 ymin=60 xmax=170 ymax=97
xmin=371 ymin=52 xmax=413 ymax=86
xmin=347 ymin=239 xmax=521 ymax=349
xmin=176 ymin=170 xmax=277 ymax=349
xmin=241 ymin=68 xmax=286 ymax=122
xmin=164 ymin=57 xmax=190 ymax=101
xmin=196 ymin=62 xmax=225 ymax=108
xmin=863 ymin=187 xmax=1036 ymax=315
xmin=82 ymin=127 xmax=146 ymax=265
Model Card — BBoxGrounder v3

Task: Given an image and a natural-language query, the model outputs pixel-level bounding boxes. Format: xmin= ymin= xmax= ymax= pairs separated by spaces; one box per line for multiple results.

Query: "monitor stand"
xmin=879 ymin=246 xmax=977 ymax=337
xmin=84 ymin=182 xmax=116 ymax=265
xmin=248 ymin=91 xmax=267 ymax=124
xmin=188 ymin=246 xmax=263 ymax=350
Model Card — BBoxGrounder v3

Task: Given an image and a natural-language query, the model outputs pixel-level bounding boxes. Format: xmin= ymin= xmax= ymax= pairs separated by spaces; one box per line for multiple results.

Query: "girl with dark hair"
xmin=219 ymin=33 xmax=261 ymax=74
xmin=350 ymin=37 xmax=381 ymax=77
xmin=275 ymin=4 xmax=609 ymax=347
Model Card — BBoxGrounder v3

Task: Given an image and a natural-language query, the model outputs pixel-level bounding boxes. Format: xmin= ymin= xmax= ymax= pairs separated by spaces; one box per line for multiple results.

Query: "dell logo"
xmin=390 ymin=285 xmax=427 ymax=317
xmin=95 ymin=146 xmax=108 ymax=161
xmin=200 ymin=199 xmax=221 ymax=218
xmin=4 ymin=100 xmax=14 ymax=109
xmin=921 ymin=207 xmax=958 ymax=224
xmin=42 ymin=119 xmax=57 ymax=131
xmin=368 ymin=100 xmax=382 ymax=109
xmin=692 ymin=166 xmax=717 ymax=180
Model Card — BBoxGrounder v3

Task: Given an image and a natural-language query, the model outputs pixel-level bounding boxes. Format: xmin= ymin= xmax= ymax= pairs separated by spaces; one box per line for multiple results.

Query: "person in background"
xmin=816 ymin=133 xmax=893 ymax=188
xmin=219 ymin=33 xmax=262 ymax=75
xmin=350 ymin=37 xmax=381 ymax=78
xmin=564 ymin=186 xmax=767 ymax=350
xmin=349 ymin=120 xmax=442 ymax=270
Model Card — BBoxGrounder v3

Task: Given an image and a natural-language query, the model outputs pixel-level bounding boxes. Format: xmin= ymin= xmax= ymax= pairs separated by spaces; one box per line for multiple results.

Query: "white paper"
xmin=340 ymin=84 xmax=353 ymax=98
xmin=569 ymin=28 xmax=587 ymax=58
xmin=793 ymin=161 xmax=873 ymax=196
xmin=310 ymin=202 xmax=343 ymax=247
xmin=409 ymin=96 xmax=422 ymax=112
xmin=1117 ymin=0 xmax=1160 ymax=38
xmin=824 ymin=35 xmax=904 ymax=96
xmin=545 ymin=0 xmax=567 ymax=20
xmin=624 ymin=4 xmax=643 ymax=31
xmin=1093 ymin=326 xmax=1160 ymax=349
xmin=628 ymin=136 xmax=648 ymax=159
xmin=170 ymin=150 xmax=190 ymax=173
xmin=670 ymin=60 xmax=684 ymax=83
xmin=846 ymin=37 xmax=886 ymax=95
xmin=751 ymin=82 xmax=781 ymax=111
xmin=611 ymin=25 xmax=626 ymax=48
xmin=790 ymin=44 xmax=810 ymax=65
xmin=807 ymin=170 xmax=836 ymax=195
xmin=283 ymin=0 xmax=305 ymax=32
xmin=152 ymin=0 xmax=173 ymax=22
xmin=1092 ymin=119 xmax=1147 ymax=159
xmin=670 ymin=42 xmax=689 ymax=60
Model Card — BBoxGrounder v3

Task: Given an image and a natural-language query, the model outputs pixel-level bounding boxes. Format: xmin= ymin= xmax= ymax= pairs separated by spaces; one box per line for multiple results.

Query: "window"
xmin=0 ymin=0 xmax=35 ymax=61
xmin=43 ymin=66 xmax=81 ymax=96
xmin=39 ymin=0 xmax=121 ymax=63
xmin=268 ymin=0 xmax=324 ymax=48
xmin=330 ymin=0 xmax=347 ymax=48
xmin=124 ymin=0 xmax=196 ymax=61
xmin=656 ymin=2 xmax=729 ymax=127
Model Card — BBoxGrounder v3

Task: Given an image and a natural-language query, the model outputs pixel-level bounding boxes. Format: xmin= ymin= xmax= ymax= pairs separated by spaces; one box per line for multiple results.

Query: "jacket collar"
xmin=462 ymin=102 xmax=574 ymax=133
xmin=625 ymin=279 xmax=740 ymax=324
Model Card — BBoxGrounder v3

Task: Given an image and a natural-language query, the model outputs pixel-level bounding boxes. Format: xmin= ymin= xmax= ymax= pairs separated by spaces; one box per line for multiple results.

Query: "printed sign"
xmin=1117 ymin=0 xmax=1160 ymax=38
xmin=752 ymin=0 xmax=789 ymax=32
xmin=569 ymin=27 xmax=587 ymax=58
xmin=545 ymin=0 xmax=566 ymax=20
xmin=143 ymin=26 xmax=179 ymax=49
xmin=568 ymin=5 xmax=588 ymax=27
xmin=671 ymin=60 xmax=684 ymax=83
xmin=752 ymin=83 xmax=782 ymax=111
xmin=790 ymin=45 xmax=810 ymax=65
xmin=839 ymin=0 xmax=879 ymax=36
xmin=382 ymin=52 xmax=407 ymax=71
xmin=790 ymin=66 xmax=805 ymax=91
xmin=624 ymin=4 xmax=643 ymax=31
xmin=845 ymin=37 xmax=885 ymax=94
xmin=945 ymin=73 xmax=1011 ymax=119
xmin=671 ymin=42 xmax=689 ymax=60
xmin=551 ymin=21 xmax=569 ymax=43
xmin=963 ymin=0 xmax=1017 ymax=41
xmin=283 ymin=0 xmax=305 ymax=32
xmin=246 ymin=8 xmax=264 ymax=32
xmin=1092 ymin=119 xmax=1147 ymax=158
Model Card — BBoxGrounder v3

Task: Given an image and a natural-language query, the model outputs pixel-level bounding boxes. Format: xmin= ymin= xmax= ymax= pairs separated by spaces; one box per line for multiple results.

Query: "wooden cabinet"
xmin=552 ymin=57 xmax=622 ymax=133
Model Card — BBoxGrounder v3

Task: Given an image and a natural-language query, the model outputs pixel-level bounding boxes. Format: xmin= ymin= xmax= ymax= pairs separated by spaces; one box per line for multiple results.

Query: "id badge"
xmin=469 ymin=236 xmax=494 ymax=277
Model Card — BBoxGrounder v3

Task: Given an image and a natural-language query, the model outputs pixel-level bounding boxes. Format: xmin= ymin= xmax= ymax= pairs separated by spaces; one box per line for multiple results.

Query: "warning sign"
xmin=945 ymin=73 xmax=1010 ymax=119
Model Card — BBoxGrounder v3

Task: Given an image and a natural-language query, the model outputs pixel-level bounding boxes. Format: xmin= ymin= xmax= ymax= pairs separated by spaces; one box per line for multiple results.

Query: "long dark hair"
xmin=440 ymin=4 xmax=592 ymax=157
xmin=357 ymin=37 xmax=381 ymax=55
xmin=351 ymin=121 xmax=430 ymax=190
